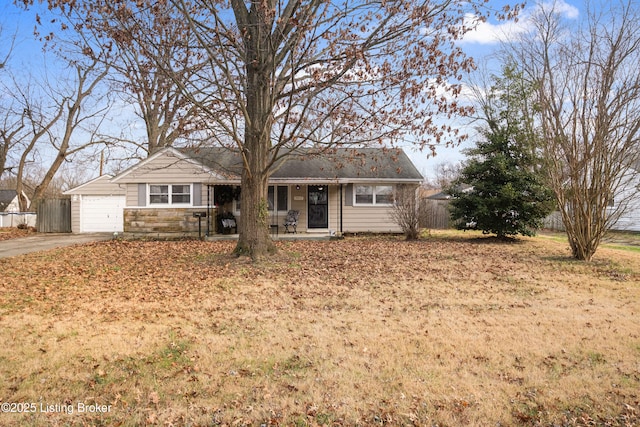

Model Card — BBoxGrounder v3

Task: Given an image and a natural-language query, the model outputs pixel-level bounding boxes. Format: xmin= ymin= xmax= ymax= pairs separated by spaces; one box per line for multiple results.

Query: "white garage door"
xmin=81 ymin=195 xmax=125 ymax=233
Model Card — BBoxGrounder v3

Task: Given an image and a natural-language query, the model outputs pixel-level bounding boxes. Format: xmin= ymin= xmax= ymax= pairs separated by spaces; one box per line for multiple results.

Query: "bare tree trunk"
xmin=235 ymin=164 xmax=275 ymax=258
xmin=15 ymin=138 xmax=36 ymax=212
xmin=232 ymin=0 xmax=277 ymax=259
xmin=235 ymin=70 xmax=275 ymax=258
xmin=0 ymin=142 xmax=8 ymax=180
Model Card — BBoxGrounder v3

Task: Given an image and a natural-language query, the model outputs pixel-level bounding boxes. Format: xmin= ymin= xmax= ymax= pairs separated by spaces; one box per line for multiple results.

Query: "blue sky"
xmin=409 ymin=0 xmax=583 ymax=180
xmin=1 ymin=0 xmax=585 ymax=182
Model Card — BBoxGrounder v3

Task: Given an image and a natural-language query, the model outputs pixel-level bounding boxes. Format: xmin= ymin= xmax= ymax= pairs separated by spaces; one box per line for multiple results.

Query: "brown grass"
xmin=0 ymin=227 xmax=32 ymax=241
xmin=0 ymin=231 xmax=639 ymax=426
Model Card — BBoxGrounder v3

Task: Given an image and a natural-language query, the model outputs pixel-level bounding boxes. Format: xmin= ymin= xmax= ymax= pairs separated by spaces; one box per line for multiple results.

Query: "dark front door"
xmin=308 ymin=185 xmax=328 ymax=229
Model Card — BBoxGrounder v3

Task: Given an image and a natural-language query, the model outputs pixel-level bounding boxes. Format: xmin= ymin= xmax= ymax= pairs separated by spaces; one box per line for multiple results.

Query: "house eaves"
xmin=111 ymin=147 xmax=230 ymax=183
xmin=64 ymin=174 xmax=114 ymax=195
xmin=110 ymin=146 xmax=424 ymax=184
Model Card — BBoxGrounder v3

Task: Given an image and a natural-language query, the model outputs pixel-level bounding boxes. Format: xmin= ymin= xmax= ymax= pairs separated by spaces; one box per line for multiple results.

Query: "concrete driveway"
xmin=0 ymin=233 xmax=114 ymax=259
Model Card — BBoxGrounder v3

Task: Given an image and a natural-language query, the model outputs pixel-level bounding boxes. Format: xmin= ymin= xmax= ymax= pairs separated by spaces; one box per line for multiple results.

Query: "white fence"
xmin=0 ymin=212 xmax=37 ymax=228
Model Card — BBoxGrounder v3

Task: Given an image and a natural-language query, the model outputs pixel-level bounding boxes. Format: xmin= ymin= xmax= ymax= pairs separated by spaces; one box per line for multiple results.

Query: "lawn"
xmin=0 ymin=231 xmax=639 ymax=426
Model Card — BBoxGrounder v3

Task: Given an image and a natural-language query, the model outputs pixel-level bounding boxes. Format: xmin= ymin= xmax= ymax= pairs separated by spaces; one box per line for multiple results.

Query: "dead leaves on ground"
xmin=0 ymin=237 xmax=554 ymax=314
xmin=0 ymin=235 xmax=639 ymax=426
xmin=0 ymin=227 xmax=32 ymax=241
xmin=0 ymin=235 xmax=638 ymax=329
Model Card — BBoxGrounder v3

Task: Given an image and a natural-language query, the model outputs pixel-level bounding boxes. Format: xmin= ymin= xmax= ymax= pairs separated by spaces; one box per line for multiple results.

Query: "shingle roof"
xmin=0 ymin=190 xmax=17 ymax=212
xmin=180 ymin=147 xmax=423 ymax=182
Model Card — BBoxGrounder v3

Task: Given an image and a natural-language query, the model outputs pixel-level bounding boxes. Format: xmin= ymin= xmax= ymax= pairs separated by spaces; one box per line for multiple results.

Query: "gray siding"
xmin=340 ymin=184 xmax=410 ymax=233
xmin=288 ymin=184 xmax=404 ymax=233
xmin=118 ymin=151 xmax=217 ymax=184
xmin=71 ymin=198 xmax=81 ymax=233
xmin=65 ymin=175 xmax=125 ymax=196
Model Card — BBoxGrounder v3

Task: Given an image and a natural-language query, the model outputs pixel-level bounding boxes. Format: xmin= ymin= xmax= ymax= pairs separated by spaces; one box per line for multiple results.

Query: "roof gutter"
xmin=267 ymin=178 xmax=423 ymax=184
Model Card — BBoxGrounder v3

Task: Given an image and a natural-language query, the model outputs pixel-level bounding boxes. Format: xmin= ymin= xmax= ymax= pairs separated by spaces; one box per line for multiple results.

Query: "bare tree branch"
xmin=509 ymin=0 xmax=640 ymax=260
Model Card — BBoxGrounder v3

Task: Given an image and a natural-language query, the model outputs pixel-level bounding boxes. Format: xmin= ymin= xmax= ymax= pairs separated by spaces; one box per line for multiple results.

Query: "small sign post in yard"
xmin=193 ymin=212 xmax=207 ymax=239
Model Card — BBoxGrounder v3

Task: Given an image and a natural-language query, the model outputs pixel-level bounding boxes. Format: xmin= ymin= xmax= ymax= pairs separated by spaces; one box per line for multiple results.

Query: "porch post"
xmin=206 ymin=185 xmax=212 ymax=236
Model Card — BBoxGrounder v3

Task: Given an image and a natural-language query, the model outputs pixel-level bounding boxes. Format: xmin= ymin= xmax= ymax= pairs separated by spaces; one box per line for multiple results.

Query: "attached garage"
xmin=79 ymin=195 xmax=125 ymax=232
xmin=64 ymin=175 xmax=126 ymax=233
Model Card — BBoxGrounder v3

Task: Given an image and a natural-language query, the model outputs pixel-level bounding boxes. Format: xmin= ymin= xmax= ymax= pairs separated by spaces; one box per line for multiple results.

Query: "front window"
xmin=149 ymin=184 xmax=191 ymax=205
xmin=172 ymin=185 xmax=191 ymax=204
xmin=354 ymin=185 xmax=394 ymax=205
xmin=149 ymin=185 xmax=169 ymax=204
xmin=375 ymin=186 xmax=393 ymax=204
xmin=268 ymin=186 xmax=289 ymax=212
xmin=355 ymin=185 xmax=374 ymax=204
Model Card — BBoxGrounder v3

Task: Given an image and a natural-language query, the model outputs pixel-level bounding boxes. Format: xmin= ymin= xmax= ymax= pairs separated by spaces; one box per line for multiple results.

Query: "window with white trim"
xmin=172 ymin=185 xmax=191 ymax=204
xmin=149 ymin=184 xmax=191 ymax=205
xmin=149 ymin=185 xmax=169 ymax=204
xmin=235 ymin=185 xmax=289 ymax=212
xmin=354 ymin=185 xmax=394 ymax=205
xmin=268 ymin=185 xmax=289 ymax=212
xmin=375 ymin=185 xmax=393 ymax=204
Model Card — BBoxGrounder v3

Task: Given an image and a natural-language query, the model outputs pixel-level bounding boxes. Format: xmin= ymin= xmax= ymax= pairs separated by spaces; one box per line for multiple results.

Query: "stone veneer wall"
xmin=124 ymin=208 xmax=212 ymax=235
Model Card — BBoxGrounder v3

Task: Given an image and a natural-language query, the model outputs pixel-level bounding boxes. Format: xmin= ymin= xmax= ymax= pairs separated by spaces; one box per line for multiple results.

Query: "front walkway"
xmin=206 ymin=232 xmax=333 ymax=242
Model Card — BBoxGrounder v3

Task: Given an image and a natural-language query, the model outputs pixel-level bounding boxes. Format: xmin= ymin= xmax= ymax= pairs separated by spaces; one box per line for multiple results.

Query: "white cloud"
xmin=546 ymin=0 xmax=580 ymax=19
xmin=461 ymin=0 xmax=580 ymax=45
xmin=461 ymin=14 xmax=530 ymax=45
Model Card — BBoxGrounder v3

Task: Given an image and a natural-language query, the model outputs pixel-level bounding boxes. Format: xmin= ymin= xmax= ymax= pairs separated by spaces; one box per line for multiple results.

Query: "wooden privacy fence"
xmin=420 ymin=199 xmax=452 ymax=230
xmin=36 ymin=199 xmax=71 ymax=233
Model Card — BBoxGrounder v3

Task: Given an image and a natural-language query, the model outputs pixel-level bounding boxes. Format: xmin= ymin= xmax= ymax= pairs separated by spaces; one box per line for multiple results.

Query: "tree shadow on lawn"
xmin=427 ymin=230 xmax=527 ymax=245
xmin=470 ymin=235 xmax=525 ymax=244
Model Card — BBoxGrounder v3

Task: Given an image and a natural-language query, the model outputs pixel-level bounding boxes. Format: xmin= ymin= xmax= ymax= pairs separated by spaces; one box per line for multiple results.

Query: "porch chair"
xmin=217 ymin=212 xmax=237 ymax=234
xmin=221 ymin=217 xmax=237 ymax=234
xmin=283 ymin=210 xmax=300 ymax=233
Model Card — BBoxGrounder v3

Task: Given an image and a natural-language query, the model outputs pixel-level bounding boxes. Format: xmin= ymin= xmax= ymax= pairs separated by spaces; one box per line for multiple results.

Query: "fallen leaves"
xmin=0 ymin=227 xmax=32 ymax=241
xmin=0 ymin=233 xmax=639 ymax=426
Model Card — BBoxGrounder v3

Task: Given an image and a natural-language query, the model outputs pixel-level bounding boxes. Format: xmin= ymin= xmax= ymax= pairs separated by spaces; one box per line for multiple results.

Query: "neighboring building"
xmin=0 ymin=189 xmax=36 ymax=228
xmin=64 ymin=147 xmax=424 ymax=236
xmin=0 ymin=190 xmax=29 ymax=213
xmin=605 ymin=165 xmax=640 ymax=232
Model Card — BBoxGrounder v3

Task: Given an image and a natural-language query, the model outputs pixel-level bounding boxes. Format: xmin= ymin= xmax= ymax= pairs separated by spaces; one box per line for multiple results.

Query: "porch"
xmin=205 ymin=232 xmax=334 ymax=242
xmin=207 ymin=183 xmax=335 ymax=236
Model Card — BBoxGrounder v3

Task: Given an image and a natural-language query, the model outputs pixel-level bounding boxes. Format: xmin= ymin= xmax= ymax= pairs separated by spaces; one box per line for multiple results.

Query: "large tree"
xmin=449 ymin=65 xmax=554 ymax=238
xmin=41 ymin=0 xmax=520 ymax=258
xmin=19 ymin=0 xmax=208 ymax=160
xmin=191 ymin=0 xmax=523 ymax=258
xmin=509 ymin=0 xmax=640 ymax=260
xmin=1 ymin=57 xmax=110 ymax=210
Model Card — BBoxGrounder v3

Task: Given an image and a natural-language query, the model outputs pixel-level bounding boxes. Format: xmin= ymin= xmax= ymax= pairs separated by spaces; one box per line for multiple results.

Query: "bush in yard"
xmin=390 ymin=184 xmax=421 ymax=240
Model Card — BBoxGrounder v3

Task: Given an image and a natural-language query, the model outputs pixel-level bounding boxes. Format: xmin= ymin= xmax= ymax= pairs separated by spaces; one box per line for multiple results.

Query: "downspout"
xmin=339 ymin=183 xmax=343 ymax=236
